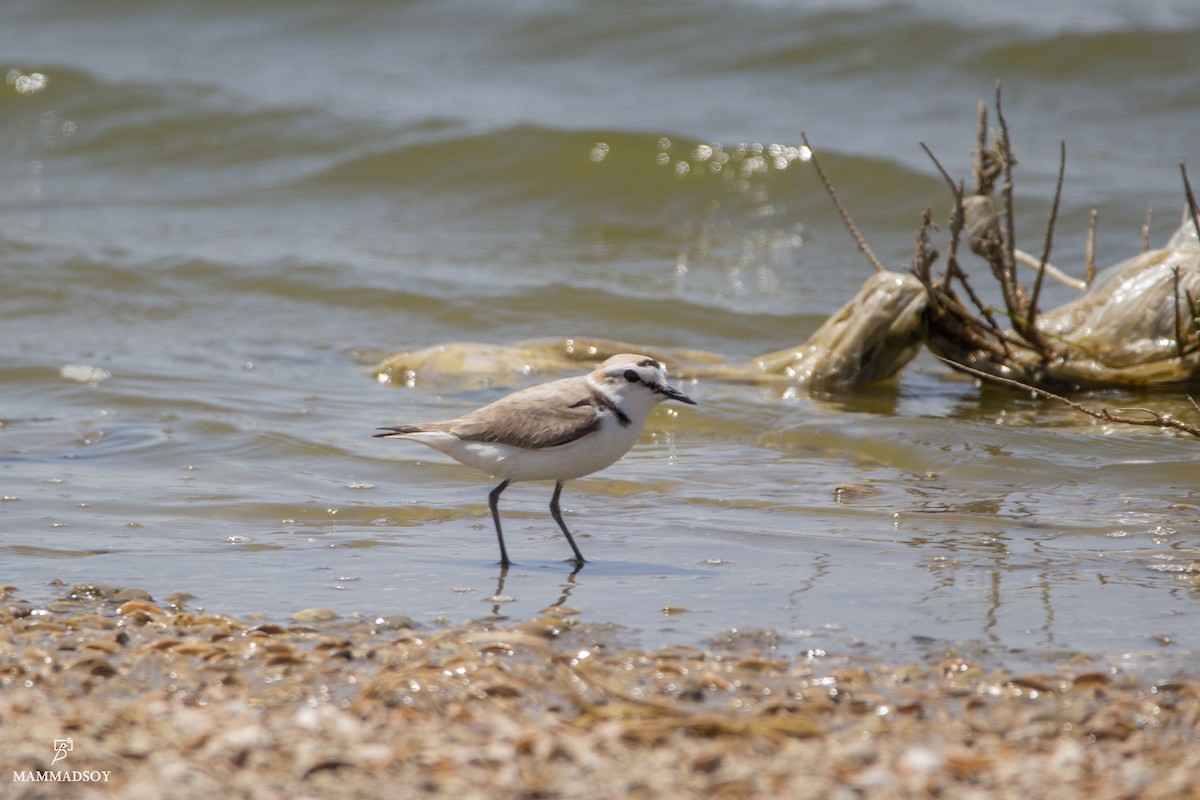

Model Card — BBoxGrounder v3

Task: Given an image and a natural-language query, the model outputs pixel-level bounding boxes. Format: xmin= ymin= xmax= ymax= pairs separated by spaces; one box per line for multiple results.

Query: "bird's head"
xmin=592 ymin=354 xmax=696 ymax=410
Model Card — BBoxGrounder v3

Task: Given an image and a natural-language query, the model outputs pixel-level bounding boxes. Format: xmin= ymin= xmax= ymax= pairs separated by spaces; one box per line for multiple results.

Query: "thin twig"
xmin=1142 ymin=206 xmax=1153 ymax=252
xmin=1012 ymin=249 xmax=1086 ymax=290
xmin=936 ymin=356 xmax=1200 ymax=439
xmin=1181 ymin=161 xmax=1200 ymax=242
xmin=1027 ymin=140 xmax=1066 ymax=326
xmin=800 ymin=131 xmax=885 ymax=273
xmin=920 ymin=141 xmax=959 ymax=198
xmin=907 ymin=208 xmax=939 ymax=291
xmin=917 ymin=139 xmax=964 ymax=293
xmin=994 ymin=82 xmax=1021 ymax=317
xmin=1188 ymin=287 xmax=1200 ymax=352
xmin=971 ymin=101 xmax=988 ymax=195
xmin=942 ymin=183 xmax=968 ymax=294
xmin=1085 ymin=209 xmax=1098 ymax=286
xmin=1174 ymin=266 xmax=1186 ymax=360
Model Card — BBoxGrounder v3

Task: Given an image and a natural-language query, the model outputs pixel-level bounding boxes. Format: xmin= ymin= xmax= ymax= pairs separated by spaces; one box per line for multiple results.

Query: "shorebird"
xmin=375 ymin=353 xmax=695 ymax=567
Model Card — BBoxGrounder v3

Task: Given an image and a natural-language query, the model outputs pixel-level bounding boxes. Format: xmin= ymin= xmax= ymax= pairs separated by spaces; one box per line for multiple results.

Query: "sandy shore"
xmin=1 ymin=583 xmax=1197 ymax=799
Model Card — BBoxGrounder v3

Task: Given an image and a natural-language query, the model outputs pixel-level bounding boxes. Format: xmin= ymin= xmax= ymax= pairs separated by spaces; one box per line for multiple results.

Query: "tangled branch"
xmin=939 ymin=357 xmax=1200 ymax=439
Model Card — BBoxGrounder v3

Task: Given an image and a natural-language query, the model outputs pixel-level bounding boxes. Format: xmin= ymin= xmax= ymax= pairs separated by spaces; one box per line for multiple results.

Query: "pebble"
xmin=290 ymin=607 xmax=339 ymax=623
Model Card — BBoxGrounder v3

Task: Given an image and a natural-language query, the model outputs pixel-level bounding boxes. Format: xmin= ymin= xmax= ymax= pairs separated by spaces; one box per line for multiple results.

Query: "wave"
xmin=1 ymin=62 xmax=935 ymax=221
xmin=0 ymin=64 xmax=382 ymax=201
xmin=300 ymin=124 xmax=935 ymax=226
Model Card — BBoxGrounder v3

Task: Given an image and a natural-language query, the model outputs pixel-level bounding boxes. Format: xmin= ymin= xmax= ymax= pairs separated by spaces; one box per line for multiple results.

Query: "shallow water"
xmin=2 ymin=0 xmax=1199 ymax=676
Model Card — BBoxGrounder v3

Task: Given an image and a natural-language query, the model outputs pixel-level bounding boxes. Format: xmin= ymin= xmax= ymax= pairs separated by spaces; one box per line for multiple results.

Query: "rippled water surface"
xmin=2 ymin=0 xmax=1199 ymax=675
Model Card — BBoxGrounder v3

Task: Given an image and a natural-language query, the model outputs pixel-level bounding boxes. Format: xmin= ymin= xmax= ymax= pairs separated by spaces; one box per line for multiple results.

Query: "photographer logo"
xmin=52 ymin=739 xmax=72 ymax=766
xmin=10 ymin=738 xmax=111 ymax=784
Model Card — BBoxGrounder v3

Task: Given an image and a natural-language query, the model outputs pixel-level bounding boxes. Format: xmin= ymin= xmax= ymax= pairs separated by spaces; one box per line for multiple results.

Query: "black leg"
xmin=549 ymin=480 xmax=586 ymax=566
xmin=488 ymin=480 xmax=512 ymax=567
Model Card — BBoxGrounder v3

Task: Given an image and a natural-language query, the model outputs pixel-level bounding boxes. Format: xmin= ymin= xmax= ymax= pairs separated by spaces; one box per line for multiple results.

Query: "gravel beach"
xmin=2 ymin=583 xmax=1198 ymax=799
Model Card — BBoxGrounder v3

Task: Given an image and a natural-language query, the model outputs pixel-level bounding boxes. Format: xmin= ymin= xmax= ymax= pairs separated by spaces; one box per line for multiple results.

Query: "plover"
xmin=375 ymin=353 xmax=696 ymax=566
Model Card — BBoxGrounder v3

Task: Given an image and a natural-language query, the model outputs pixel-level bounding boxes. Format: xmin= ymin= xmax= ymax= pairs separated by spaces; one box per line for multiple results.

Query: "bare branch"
xmin=1027 ymin=140 xmax=1065 ymax=340
xmin=1142 ymin=206 xmax=1153 ymax=252
xmin=971 ymin=101 xmax=988 ymax=195
xmin=994 ymin=82 xmax=1021 ymax=316
xmin=1012 ymin=249 xmax=1086 ymax=290
xmin=941 ymin=188 xmax=963 ymax=292
xmin=1182 ymin=161 xmax=1200 ymax=243
xmin=1174 ymin=266 xmax=1186 ymax=360
xmin=800 ymin=131 xmax=886 ymax=273
xmin=1027 ymin=140 xmax=1066 ymax=325
xmin=936 ymin=356 xmax=1200 ymax=439
xmin=921 ymin=141 xmax=960 ymax=199
xmin=1188 ymin=287 xmax=1200 ymax=352
xmin=1085 ymin=209 xmax=1098 ymax=287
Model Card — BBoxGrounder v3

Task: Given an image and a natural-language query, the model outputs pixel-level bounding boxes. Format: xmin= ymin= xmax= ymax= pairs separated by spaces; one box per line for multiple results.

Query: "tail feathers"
xmin=373 ymin=423 xmax=452 ymax=438
xmin=373 ymin=425 xmax=423 ymax=438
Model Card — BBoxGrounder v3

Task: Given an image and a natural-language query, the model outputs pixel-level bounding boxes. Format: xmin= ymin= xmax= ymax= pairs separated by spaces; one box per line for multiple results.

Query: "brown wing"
xmin=449 ymin=376 xmax=603 ymax=449
xmin=375 ymin=376 xmax=603 ymax=450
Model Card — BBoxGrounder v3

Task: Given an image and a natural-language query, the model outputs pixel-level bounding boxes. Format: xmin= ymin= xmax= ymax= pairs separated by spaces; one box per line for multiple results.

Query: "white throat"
xmin=586 ymin=374 xmax=619 ymax=403
xmin=587 ymin=374 xmax=661 ymax=428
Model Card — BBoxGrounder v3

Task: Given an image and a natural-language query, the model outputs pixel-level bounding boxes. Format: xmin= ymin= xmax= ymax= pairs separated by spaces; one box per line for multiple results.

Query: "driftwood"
xmin=373 ymin=264 xmax=926 ymax=396
xmin=800 ymin=84 xmax=1200 ymax=436
xmin=910 ymin=85 xmax=1200 ymax=393
xmin=891 ymin=85 xmax=1200 ymax=437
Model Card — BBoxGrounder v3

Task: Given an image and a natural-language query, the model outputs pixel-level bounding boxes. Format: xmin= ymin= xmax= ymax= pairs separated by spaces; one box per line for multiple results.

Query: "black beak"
xmin=656 ymin=384 xmax=696 ymax=405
